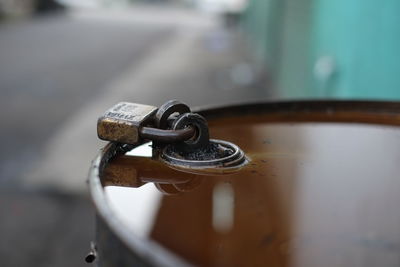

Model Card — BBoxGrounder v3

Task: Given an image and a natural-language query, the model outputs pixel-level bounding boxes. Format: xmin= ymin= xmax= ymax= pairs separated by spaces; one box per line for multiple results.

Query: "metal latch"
xmin=97 ymin=100 xmax=247 ymax=171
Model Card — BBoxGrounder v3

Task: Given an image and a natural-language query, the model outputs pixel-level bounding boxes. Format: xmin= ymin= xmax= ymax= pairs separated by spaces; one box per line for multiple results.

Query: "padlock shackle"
xmin=140 ymin=126 xmax=195 ymax=143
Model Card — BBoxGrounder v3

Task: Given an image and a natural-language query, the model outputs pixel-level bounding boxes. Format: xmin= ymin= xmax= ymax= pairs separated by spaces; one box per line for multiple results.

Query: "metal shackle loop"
xmin=172 ymin=113 xmax=210 ymax=152
xmin=155 ymin=100 xmax=191 ymax=129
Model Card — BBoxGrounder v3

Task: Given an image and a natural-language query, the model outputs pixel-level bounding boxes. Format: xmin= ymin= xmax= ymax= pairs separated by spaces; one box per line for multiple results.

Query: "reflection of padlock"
xmin=102 ymin=155 xmax=202 ymax=194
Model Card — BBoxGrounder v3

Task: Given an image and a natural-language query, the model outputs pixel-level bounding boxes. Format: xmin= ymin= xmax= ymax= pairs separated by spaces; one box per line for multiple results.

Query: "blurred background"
xmin=0 ymin=0 xmax=399 ymax=266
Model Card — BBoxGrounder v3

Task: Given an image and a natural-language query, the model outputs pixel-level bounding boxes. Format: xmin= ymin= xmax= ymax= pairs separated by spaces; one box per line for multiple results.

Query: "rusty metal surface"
xmin=97 ymin=102 xmax=158 ymax=145
xmin=88 ymin=100 xmax=400 ymax=266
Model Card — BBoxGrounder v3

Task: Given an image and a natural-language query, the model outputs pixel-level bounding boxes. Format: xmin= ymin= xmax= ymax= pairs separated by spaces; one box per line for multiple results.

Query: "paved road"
xmin=0 ymin=189 xmax=95 ymax=267
xmin=0 ymin=11 xmax=172 ymax=185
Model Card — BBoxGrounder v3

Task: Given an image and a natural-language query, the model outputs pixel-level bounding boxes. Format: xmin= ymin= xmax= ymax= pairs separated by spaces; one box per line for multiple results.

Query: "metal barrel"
xmin=88 ymin=100 xmax=400 ymax=266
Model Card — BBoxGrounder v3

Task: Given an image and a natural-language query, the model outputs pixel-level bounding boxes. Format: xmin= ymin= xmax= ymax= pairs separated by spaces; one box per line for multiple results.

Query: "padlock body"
xmin=97 ymin=102 xmax=157 ymax=144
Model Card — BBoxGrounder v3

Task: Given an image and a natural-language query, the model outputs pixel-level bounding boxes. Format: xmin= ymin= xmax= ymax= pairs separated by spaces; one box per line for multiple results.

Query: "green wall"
xmin=242 ymin=0 xmax=285 ymax=78
xmin=244 ymin=0 xmax=400 ymax=100
xmin=276 ymin=0 xmax=314 ymax=98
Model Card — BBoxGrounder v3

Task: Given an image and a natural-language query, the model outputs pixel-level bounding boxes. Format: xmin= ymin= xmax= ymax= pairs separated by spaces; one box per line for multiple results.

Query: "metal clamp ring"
xmin=155 ymin=100 xmax=191 ymax=129
xmin=160 ymin=139 xmax=248 ymax=173
xmin=172 ymin=113 xmax=209 ymax=152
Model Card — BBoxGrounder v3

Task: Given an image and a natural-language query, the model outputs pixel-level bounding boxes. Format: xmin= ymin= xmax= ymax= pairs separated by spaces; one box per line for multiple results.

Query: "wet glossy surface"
xmin=102 ymin=117 xmax=400 ymax=267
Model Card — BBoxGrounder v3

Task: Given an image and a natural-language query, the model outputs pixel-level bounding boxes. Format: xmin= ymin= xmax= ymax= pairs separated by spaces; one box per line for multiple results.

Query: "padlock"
xmin=97 ymin=102 xmax=158 ymax=145
xmin=97 ymin=100 xmax=246 ymax=171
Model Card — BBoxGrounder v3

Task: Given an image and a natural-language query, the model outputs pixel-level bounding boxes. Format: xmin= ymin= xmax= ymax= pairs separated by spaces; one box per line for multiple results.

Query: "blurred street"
xmin=0 ymin=4 xmax=269 ymax=266
xmin=0 ymin=7 xmax=174 ymax=186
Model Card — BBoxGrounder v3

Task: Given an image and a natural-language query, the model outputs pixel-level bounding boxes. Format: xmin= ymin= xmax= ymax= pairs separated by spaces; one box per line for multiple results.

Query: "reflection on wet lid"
xmin=102 ymin=117 xmax=400 ymax=267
